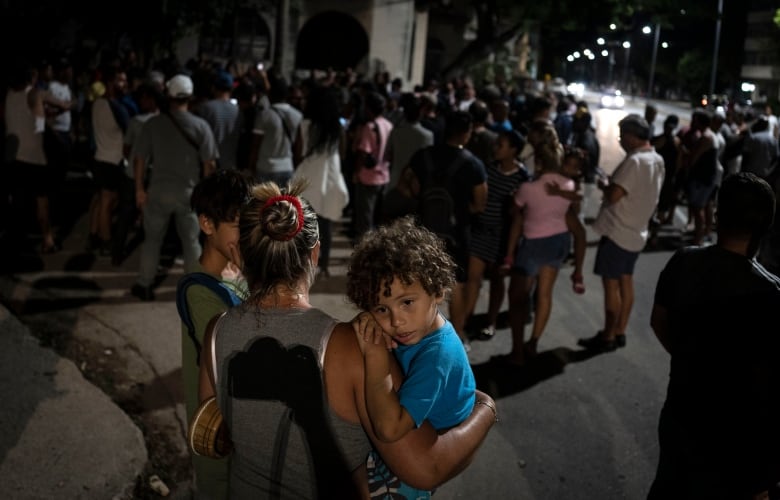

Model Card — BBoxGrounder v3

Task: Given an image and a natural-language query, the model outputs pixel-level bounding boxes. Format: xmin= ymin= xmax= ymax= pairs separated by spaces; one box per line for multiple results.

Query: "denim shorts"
xmin=511 ymin=232 xmax=571 ymax=276
xmin=593 ymin=236 xmax=640 ymax=279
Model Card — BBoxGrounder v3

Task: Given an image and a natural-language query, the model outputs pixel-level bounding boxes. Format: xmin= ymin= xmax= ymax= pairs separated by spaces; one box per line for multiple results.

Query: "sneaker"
xmin=131 ymin=284 xmax=155 ymax=302
xmin=615 ymin=334 xmax=626 ymax=348
xmin=577 ymin=332 xmax=617 ymax=351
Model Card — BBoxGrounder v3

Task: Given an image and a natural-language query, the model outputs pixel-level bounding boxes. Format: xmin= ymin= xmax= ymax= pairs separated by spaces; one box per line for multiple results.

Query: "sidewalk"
xmin=0 ymin=304 xmax=147 ymax=499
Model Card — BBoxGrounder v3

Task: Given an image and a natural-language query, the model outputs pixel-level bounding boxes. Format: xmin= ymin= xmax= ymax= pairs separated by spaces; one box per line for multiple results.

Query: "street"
xmin=0 ymin=94 xmax=695 ymax=499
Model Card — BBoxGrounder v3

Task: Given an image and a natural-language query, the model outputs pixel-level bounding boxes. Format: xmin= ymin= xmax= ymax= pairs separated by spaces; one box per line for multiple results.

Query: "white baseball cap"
xmin=166 ymin=74 xmax=193 ymax=98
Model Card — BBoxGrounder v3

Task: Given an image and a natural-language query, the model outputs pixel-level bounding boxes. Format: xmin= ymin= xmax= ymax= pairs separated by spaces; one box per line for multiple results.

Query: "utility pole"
xmin=647 ymin=24 xmax=660 ymax=99
xmin=709 ymin=0 xmax=723 ymax=96
xmin=273 ymin=0 xmax=290 ymax=77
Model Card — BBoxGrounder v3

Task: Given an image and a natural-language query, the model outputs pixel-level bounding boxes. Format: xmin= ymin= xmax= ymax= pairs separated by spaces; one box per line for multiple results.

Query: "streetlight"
xmin=647 ymin=23 xmax=661 ymax=98
xmin=622 ymin=41 xmax=631 ymax=90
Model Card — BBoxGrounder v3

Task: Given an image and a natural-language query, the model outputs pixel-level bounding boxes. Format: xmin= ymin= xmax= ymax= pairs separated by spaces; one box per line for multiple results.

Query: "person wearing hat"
xmin=130 ymin=73 xmax=219 ymax=301
xmin=194 ymin=69 xmax=241 ymax=170
xmin=578 ymin=114 xmax=664 ymax=351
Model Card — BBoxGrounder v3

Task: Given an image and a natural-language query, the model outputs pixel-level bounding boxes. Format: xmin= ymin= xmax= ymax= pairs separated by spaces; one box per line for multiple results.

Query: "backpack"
xmin=176 ymin=272 xmax=242 ymax=365
xmin=417 ymin=148 xmax=469 ymax=247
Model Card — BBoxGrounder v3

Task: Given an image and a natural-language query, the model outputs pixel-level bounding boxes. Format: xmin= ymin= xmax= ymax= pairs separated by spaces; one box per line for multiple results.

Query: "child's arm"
xmin=545 ymin=181 xmax=583 ymax=202
xmin=352 ymin=312 xmax=416 ymax=442
xmin=500 ymin=204 xmax=524 ymax=273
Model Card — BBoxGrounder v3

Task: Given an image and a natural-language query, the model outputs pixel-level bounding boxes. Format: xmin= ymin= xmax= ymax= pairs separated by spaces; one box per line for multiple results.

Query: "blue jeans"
xmin=136 ymin=189 xmax=201 ymax=287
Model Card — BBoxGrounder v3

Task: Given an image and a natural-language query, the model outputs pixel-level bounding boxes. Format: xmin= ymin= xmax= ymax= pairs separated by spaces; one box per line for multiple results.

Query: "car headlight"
xmin=615 ymin=96 xmax=625 ymax=107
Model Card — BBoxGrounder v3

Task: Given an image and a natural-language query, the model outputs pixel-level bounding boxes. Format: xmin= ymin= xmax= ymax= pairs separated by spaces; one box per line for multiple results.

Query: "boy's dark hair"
xmin=444 ymin=110 xmax=472 ymax=140
xmin=716 ymin=172 xmax=775 ymax=238
xmin=500 ymin=129 xmax=526 ymax=152
xmin=400 ymin=92 xmax=421 ymax=123
xmin=364 ymin=91 xmax=386 ymax=116
xmin=346 ymin=216 xmax=455 ymax=311
xmin=190 ymin=169 xmax=251 ymax=226
xmin=267 ymin=72 xmax=288 ymax=103
xmin=468 ymin=100 xmax=490 ymax=125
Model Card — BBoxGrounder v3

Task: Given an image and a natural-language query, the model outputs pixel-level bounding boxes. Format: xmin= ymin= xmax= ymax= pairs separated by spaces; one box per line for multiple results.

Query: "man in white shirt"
xmin=578 ymin=114 xmax=665 ymax=351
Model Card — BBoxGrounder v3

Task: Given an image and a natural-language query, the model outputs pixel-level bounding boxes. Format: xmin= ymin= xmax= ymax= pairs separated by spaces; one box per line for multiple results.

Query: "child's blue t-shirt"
xmin=394 ymin=317 xmax=476 ymax=430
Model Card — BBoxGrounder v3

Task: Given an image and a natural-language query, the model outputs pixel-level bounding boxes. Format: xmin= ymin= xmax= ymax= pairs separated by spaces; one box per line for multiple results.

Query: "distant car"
xmin=600 ymin=89 xmax=625 ymax=109
xmin=546 ymin=77 xmax=567 ymax=96
xmin=567 ymin=82 xmax=585 ymax=99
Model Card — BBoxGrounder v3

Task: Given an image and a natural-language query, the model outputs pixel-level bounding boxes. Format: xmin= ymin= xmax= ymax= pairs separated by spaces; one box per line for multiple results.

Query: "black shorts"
xmin=92 ymin=159 xmax=124 ymax=192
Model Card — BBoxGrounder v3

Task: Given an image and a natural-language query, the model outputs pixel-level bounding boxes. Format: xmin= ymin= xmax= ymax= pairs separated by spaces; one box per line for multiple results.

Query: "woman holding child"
xmin=500 ymin=121 xmax=586 ymax=365
xmin=197 ymin=178 xmax=496 ymax=499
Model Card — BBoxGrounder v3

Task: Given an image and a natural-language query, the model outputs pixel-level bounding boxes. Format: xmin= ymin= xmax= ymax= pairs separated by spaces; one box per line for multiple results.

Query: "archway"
xmin=295 ymin=11 xmax=368 ymax=71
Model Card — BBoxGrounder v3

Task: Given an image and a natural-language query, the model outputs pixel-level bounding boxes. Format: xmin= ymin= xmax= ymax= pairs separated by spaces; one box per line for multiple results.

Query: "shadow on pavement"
xmin=472 ymin=346 xmax=611 ymax=399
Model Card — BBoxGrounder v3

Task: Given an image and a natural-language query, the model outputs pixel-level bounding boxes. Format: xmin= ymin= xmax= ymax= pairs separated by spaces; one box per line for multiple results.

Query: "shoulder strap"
xmin=208 ymin=312 xmax=226 ymax=385
xmin=270 ymin=105 xmax=294 ymax=146
xmin=165 ymin=111 xmax=200 ymax=152
xmin=176 ymin=272 xmax=241 ymax=365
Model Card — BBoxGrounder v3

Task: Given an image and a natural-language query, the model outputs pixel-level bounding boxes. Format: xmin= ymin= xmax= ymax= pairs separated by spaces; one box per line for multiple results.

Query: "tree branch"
xmin=440 ymin=19 xmax=526 ymax=80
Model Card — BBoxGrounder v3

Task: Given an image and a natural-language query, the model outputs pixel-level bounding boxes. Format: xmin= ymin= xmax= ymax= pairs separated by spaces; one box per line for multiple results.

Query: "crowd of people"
xmin=3 ymin=49 xmax=780 ymax=499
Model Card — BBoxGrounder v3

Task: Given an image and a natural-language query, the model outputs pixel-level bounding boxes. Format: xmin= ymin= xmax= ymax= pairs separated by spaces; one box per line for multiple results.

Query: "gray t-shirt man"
xmin=252 ymin=102 xmax=303 ymax=180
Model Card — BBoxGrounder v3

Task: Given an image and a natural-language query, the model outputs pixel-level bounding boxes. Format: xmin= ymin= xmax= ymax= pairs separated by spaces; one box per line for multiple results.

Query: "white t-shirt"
xmin=47 ymin=80 xmax=72 ymax=132
xmin=593 ymin=147 xmax=665 ymax=252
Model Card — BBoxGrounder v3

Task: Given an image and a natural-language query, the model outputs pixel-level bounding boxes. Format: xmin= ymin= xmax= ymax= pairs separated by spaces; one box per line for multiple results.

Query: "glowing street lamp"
xmin=647 ymin=23 xmax=661 ymax=98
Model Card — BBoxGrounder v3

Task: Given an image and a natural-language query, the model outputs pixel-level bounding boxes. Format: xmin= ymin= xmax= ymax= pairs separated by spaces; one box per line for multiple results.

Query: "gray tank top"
xmin=214 ymin=305 xmax=371 ymax=499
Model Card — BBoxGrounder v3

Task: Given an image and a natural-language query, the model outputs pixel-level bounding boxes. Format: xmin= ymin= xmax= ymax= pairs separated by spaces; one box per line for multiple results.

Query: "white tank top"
xmin=4 ymin=87 xmax=46 ymax=166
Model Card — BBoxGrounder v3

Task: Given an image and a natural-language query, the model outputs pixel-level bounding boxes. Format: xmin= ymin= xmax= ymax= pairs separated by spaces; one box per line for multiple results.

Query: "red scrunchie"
xmin=261 ymin=194 xmax=305 ymax=241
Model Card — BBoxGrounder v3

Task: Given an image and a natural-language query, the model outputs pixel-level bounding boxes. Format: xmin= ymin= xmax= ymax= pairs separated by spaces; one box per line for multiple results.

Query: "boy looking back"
xmin=179 ymin=169 xmax=250 ymax=499
xmin=347 ymin=216 xmax=478 ymax=445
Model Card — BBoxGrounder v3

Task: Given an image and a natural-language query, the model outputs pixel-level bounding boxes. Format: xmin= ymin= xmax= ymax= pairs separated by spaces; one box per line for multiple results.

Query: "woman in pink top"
xmin=499 ymin=122 xmax=586 ymax=365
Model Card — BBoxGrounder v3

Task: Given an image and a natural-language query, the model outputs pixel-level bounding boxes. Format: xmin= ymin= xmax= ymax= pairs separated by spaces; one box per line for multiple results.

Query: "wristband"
xmin=475 ymin=400 xmax=498 ymax=422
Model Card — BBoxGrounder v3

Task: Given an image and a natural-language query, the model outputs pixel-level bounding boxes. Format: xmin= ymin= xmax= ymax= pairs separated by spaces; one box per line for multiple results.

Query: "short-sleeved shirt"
xmin=354 ymin=115 xmax=393 ymax=186
xmin=252 ymin=102 xmax=303 ymax=176
xmin=124 ymin=112 xmax=156 ymax=178
xmin=653 ymin=245 xmax=780 ymax=488
xmin=394 ymin=318 xmax=476 ymax=430
xmin=196 ymin=98 xmax=241 ymax=169
xmin=514 ymin=172 xmax=574 ymax=239
xmin=47 ymin=80 xmax=72 ymax=132
xmin=92 ymin=97 xmax=126 ymax=165
xmin=134 ymin=109 xmax=218 ymax=192
xmin=386 ymin=121 xmax=433 ymax=188
xmin=592 ymin=147 xmax=664 ymax=252
xmin=409 ymin=144 xmax=487 ymax=231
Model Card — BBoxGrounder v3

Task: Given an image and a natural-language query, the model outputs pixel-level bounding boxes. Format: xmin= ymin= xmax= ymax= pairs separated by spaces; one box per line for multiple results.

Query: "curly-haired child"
xmin=347 ymin=216 xmax=483 ymax=498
